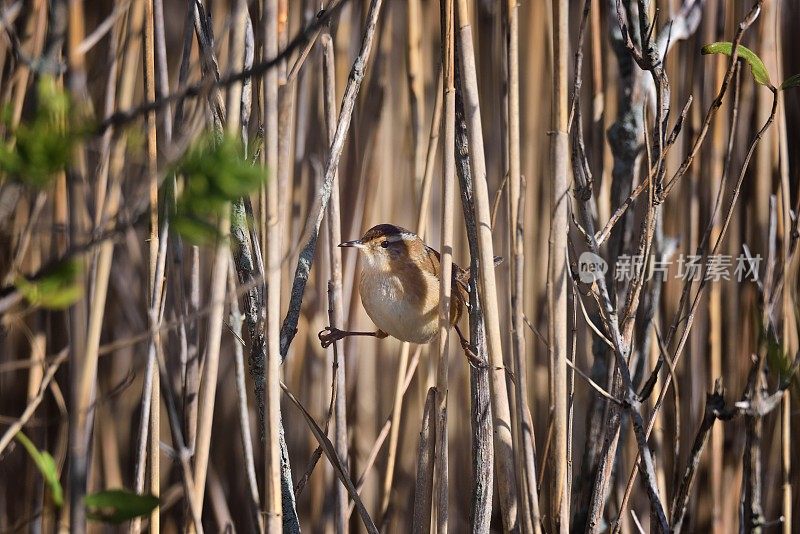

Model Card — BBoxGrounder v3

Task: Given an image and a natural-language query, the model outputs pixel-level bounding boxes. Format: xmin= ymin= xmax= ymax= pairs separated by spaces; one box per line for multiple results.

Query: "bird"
xmin=318 ymin=223 xmax=481 ymax=364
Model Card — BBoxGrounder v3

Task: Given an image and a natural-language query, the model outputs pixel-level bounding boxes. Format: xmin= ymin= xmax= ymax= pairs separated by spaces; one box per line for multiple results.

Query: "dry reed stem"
xmin=505 ymin=0 xmax=540 ymax=530
xmin=434 ymin=0 xmax=455 ymax=530
xmin=407 ymin=0 xmax=425 ymax=195
xmin=321 ymin=30 xmax=349 ymax=533
xmin=454 ymin=1 xmax=519 ymax=530
xmin=227 ymin=265 xmax=263 ymax=531
xmin=549 ymin=0 xmax=570 ymax=530
xmin=131 ymin=0 xmax=161 ymax=531
xmin=262 ymin=0 xmax=283 ymax=529
xmin=66 ymin=0 xmax=91 ymax=527
xmin=412 ymin=388 xmax=436 ymax=534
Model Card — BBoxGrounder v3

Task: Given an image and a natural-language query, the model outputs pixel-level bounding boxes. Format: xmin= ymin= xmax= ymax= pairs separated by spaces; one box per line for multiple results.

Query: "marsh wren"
xmin=318 ymin=224 xmax=478 ymax=361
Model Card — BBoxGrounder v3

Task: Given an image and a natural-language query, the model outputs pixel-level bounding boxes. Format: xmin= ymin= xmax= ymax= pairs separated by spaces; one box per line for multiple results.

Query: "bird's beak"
xmin=338 ymin=239 xmax=364 ymax=249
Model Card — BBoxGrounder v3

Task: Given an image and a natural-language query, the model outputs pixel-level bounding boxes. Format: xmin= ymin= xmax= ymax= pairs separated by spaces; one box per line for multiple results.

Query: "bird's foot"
xmin=459 ymin=338 xmax=489 ymax=370
xmin=318 ymin=326 xmax=346 ymax=348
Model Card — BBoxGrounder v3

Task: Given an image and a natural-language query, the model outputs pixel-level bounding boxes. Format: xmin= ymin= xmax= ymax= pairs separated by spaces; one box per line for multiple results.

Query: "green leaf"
xmin=15 ymin=431 xmax=63 ymax=507
xmin=702 ymin=42 xmax=771 ymax=87
xmin=172 ymin=214 xmax=223 ymax=245
xmin=14 ymin=259 xmax=83 ymax=309
xmin=780 ymin=73 xmax=800 ymax=90
xmin=0 ymin=77 xmax=78 ymax=187
xmin=84 ymin=489 xmax=159 ymax=524
xmin=172 ymin=135 xmax=265 ymax=244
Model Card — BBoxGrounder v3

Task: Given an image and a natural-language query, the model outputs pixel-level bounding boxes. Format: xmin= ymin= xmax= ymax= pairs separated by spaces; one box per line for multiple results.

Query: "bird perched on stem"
xmin=318 ymin=223 xmax=487 ymax=366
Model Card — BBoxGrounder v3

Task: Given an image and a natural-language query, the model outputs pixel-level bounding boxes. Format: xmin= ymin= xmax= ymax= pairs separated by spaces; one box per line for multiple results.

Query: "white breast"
xmin=359 ymin=267 xmax=439 ymax=344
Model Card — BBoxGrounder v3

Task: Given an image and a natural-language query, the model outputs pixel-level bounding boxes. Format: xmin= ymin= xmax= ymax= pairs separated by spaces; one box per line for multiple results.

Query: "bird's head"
xmin=339 ymin=224 xmax=425 ymax=271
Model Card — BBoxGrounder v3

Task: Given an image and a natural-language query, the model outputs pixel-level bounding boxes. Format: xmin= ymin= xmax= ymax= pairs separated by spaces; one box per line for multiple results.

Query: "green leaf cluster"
xmin=14 ymin=258 xmax=83 ymax=309
xmin=0 ymin=77 xmax=77 ymax=187
xmin=172 ymin=135 xmax=265 ymax=244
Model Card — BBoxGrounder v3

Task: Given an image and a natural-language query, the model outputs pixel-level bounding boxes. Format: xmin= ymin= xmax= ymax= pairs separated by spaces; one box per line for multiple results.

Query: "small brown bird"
xmin=318 ymin=223 xmax=477 ymax=360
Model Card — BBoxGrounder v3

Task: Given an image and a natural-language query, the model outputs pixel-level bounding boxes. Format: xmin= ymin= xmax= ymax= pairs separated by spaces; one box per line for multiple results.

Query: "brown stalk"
xmin=433 ymin=0 xmax=455 ymax=530
xmin=454 ymin=56 xmax=493 ymax=533
xmin=407 ymin=0 xmax=425 ymax=195
xmin=549 ymin=0 xmax=570 ymax=529
xmin=411 ymin=388 xmax=437 ymax=534
xmin=505 ymin=0 xmax=540 ymax=530
xmin=66 ymin=0 xmax=91 ymax=527
xmin=262 ymin=0 xmax=283 ymax=529
xmin=130 ymin=0 xmax=161 ymax=531
xmin=454 ymin=0 xmax=520 ymax=529
xmin=321 ymin=30 xmax=349 ymax=533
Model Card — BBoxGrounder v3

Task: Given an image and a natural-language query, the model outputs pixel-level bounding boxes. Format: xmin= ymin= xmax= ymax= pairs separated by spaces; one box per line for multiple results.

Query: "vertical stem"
xmin=191 ymin=215 xmax=229 ymax=516
xmin=263 ymin=0 xmax=283 ymax=530
xmin=412 ymin=388 xmax=437 ymax=534
xmin=781 ymin=392 xmax=791 ymax=534
xmin=455 ymin=0 xmax=519 ymax=530
xmin=143 ymin=0 xmax=160 ymax=531
xmin=407 ymin=0 xmax=425 ymax=194
xmin=436 ymin=0 xmax=455 ymax=530
xmin=321 ymin=31 xmax=349 ymax=534
xmin=66 ymin=0 xmax=89 ymax=529
xmin=549 ymin=0 xmax=569 ymax=530
xmin=454 ymin=64 xmax=494 ymax=534
xmin=505 ymin=0 xmax=540 ymax=531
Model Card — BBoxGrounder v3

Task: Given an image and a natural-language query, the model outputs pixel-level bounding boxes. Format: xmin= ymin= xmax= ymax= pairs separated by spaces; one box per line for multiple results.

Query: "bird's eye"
xmin=380 ymin=241 xmax=389 ymax=248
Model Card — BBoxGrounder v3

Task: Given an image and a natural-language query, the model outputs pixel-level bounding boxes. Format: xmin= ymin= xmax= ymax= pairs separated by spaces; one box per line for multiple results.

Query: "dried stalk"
xmin=454 ymin=0 xmax=519 ymax=529
xmin=549 ymin=0 xmax=569 ymax=529
xmin=321 ymin=30 xmax=349 ymax=534
xmin=262 ymin=0 xmax=283 ymax=529
xmin=66 ymin=0 xmax=91 ymax=526
xmin=454 ymin=64 xmax=493 ymax=534
xmin=506 ymin=0 xmax=540 ymax=530
xmin=434 ymin=0 xmax=455 ymax=529
xmin=227 ymin=264 xmax=263 ymax=532
xmin=412 ymin=388 xmax=436 ymax=534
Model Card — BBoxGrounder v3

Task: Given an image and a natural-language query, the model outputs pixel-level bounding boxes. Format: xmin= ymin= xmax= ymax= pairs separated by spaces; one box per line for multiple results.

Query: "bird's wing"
xmin=423 ymin=245 xmax=470 ymax=301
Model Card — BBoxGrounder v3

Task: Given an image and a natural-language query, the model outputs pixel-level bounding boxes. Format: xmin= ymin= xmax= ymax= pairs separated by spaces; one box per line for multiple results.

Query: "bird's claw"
xmin=460 ymin=338 xmax=489 ymax=370
xmin=318 ymin=326 xmax=345 ymax=348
